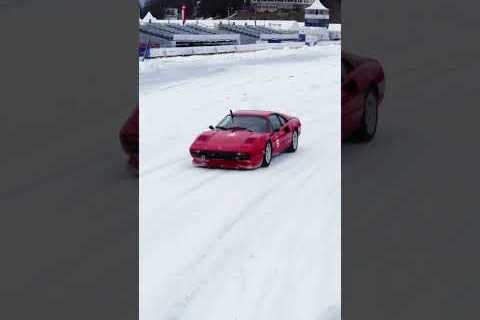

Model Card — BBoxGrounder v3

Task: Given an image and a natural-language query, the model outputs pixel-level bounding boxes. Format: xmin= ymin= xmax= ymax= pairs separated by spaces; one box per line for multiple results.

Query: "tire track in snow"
xmin=160 ymin=153 xmax=337 ymax=319
xmin=140 ymin=157 xmax=187 ymax=177
xmin=144 ymin=128 xmax=339 ymax=320
xmin=157 ymin=131 xmax=334 ymax=270
xmin=161 ymin=185 xmax=278 ymax=320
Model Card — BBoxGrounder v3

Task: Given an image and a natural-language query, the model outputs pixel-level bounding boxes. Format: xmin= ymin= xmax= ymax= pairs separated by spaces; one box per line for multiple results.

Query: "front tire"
xmin=261 ymin=142 xmax=272 ymax=167
xmin=354 ymin=89 xmax=378 ymax=142
xmin=287 ymin=130 xmax=299 ymax=153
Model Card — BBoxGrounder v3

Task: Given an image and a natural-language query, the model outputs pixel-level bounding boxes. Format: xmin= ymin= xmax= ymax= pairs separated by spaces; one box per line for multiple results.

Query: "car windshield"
xmin=216 ymin=115 xmax=270 ymax=133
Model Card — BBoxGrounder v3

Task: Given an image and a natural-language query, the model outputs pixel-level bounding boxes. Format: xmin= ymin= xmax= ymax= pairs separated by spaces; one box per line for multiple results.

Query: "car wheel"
xmin=287 ymin=130 xmax=299 ymax=152
xmin=261 ymin=142 xmax=272 ymax=167
xmin=354 ymin=89 xmax=378 ymax=142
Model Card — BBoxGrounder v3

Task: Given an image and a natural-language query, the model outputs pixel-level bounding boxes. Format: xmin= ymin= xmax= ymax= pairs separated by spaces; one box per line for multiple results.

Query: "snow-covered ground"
xmin=140 ymin=44 xmax=341 ymax=320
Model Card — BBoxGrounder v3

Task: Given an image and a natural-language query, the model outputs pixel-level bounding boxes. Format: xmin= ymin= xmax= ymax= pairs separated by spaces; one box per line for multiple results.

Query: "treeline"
xmin=140 ymin=0 xmax=250 ymax=19
xmin=139 ymin=0 xmax=340 ymax=23
xmin=198 ymin=0 xmax=249 ymax=18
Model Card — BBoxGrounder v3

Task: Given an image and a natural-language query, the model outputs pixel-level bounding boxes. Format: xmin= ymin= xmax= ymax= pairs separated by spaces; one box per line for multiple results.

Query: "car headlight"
xmin=197 ymin=135 xmax=211 ymax=142
xmin=190 ymin=150 xmax=202 ymax=157
xmin=234 ymin=153 xmax=250 ymax=160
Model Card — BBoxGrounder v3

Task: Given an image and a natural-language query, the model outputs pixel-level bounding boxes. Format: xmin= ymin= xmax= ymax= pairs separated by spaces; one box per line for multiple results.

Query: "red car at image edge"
xmin=342 ymin=51 xmax=386 ymax=141
xmin=119 ymin=106 xmax=139 ymax=174
xmin=190 ymin=110 xmax=301 ymax=169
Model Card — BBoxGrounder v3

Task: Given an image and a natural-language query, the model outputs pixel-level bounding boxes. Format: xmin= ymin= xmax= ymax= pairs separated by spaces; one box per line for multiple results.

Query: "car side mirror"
xmin=283 ymin=126 xmax=291 ymax=133
xmin=209 ymin=125 xmax=215 ymax=130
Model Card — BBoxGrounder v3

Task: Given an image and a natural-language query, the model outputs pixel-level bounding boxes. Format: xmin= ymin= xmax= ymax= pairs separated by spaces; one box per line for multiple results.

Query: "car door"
xmin=276 ymin=114 xmax=292 ymax=151
xmin=268 ymin=115 xmax=284 ymax=155
xmin=342 ymin=58 xmax=364 ymax=138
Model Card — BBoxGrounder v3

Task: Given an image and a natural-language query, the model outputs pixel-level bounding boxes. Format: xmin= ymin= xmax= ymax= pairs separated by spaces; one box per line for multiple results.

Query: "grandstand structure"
xmin=139 ymin=21 xmax=300 ymax=52
xmin=139 ymin=23 xmax=241 ymax=49
xmin=218 ymin=23 xmax=300 ymax=44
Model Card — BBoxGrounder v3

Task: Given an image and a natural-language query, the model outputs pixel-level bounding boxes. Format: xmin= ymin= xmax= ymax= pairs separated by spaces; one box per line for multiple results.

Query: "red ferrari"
xmin=342 ymin=51 xmax=386 ymax=141
xmin=119 ymin=106 xmax=139 ymax=174
xmin=190 ymin=110 xmax=301 ymax=169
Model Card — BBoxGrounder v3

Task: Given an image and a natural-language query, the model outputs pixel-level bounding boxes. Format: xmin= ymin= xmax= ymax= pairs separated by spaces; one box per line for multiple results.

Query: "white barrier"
xmin=148 ymin=42 xmax=306 ymax=58
xmin=259 ymin=33 xmax=300 ymax=41
xmin=173 ymin=33 xmax=240 ymax=43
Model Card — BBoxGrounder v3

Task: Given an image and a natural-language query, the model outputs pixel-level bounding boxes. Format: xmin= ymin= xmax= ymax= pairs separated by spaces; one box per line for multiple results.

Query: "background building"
xmin=164 ymin=8 xmax=179 ymax=20
xmin=251 ymin=0 xmax=313 ymax=12
xmin=251 ymin=0 xmax=313 ymax=13
xmin=247 ymin=0 xmax=339 ymax=23
xmin=305 ymin=0 xmax=329 ymax=27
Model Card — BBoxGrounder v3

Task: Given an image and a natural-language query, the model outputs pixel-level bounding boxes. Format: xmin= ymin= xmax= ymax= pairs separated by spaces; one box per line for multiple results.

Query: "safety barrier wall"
xmin=147 ymin=42 xmax=306 ymax=58
xmin=173 ymin=33 xmax=240 ymax=43
xmin=259 ymin=33 xmax=300 ymax=41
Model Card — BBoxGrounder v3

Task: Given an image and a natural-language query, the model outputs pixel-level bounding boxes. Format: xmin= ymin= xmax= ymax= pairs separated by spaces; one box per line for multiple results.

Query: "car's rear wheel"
xmin=354 ymin=89 xmax=378 ymax=142
xmin=287 ymin=130 xmax=299 ymax=152
xmin=261 ymin=142 xmax=272 ymax=167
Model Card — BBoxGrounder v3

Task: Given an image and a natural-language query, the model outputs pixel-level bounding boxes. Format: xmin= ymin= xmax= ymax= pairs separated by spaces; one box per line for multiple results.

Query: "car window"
xmin=277 ymin=114 xmax=286 ymax=126
xmin=216 ymin=115 xmax=270 ymax=133
xmin=268 ymin=115 xmax=282 ymax=132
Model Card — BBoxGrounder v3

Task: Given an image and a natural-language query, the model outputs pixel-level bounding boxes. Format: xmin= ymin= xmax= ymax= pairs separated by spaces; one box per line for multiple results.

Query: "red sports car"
xmin=119 ymin=106 xmax=139 ymax=174
xmin=190 ymin=110 xmax=301 ymax=169
xmin=342 ymin=51 xmax=386 ymax=141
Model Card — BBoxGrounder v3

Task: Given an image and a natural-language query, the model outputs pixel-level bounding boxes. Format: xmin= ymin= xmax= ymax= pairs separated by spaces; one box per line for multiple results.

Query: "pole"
xmin=181 ymin=5 xmax=186 ymax=25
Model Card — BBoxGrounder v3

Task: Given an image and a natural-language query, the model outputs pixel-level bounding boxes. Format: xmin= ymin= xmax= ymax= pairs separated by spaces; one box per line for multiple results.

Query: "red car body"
xmin=190 ymin=110 xmax=301 ymax=170
xmin=119 ymin=106 xmax=139 ymax=174
xmin=342 ymin=51 xmax=386 ymax=141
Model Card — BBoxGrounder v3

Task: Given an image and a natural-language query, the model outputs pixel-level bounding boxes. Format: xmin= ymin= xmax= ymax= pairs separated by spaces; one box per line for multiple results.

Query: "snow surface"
xmin=140 ymin=44 xmax=341 ymax=320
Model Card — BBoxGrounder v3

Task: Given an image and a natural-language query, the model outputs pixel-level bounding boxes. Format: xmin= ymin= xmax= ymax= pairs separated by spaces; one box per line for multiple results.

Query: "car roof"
xmin=233 ymin=110 xmax=275 ymax=117
xmin=342 ymin=51 xmax=375 ymax=67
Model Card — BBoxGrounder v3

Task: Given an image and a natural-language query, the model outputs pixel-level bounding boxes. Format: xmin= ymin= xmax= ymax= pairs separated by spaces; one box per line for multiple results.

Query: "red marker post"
xmin=181 ymin=5 xmax=186 ymax=25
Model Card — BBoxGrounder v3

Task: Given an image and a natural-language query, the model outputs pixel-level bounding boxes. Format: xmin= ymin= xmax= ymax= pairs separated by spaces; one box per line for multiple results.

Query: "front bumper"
xmin=191 ymin=151 xmax=263 ymax=170
xmin=192 ymin=158 xmax=261 ymax=170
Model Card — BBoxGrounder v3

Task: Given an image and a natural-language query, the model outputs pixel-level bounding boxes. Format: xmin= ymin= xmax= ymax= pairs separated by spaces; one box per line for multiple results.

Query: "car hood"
xmin=192 ymin=130 xmax=263 ymax=151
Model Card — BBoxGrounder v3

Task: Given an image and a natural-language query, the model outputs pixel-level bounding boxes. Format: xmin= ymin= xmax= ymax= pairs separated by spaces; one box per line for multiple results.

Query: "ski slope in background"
xmin=140 ymin=44 xmax=341 ymax=320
